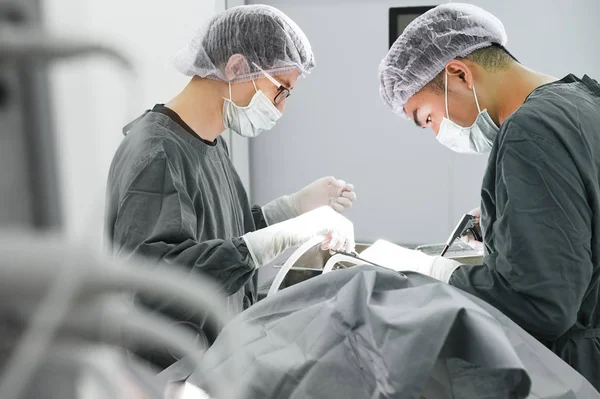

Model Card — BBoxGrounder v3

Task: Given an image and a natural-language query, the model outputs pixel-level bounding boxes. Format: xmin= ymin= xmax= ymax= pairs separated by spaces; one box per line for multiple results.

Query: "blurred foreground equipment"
xmin=0 ymin=232 xmax=237 ymax=399
xmin=0 ymin=9 xmax=238 ymax=397
xmin=0 ymin=0 xmax=132 ymax=231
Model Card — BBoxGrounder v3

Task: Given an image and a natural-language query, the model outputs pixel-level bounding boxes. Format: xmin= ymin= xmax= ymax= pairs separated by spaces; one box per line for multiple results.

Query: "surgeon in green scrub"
xmin=378 ymin=3 xmax=600 ymax=389
xmin=105 ymin=5 xmax=356 ymax=368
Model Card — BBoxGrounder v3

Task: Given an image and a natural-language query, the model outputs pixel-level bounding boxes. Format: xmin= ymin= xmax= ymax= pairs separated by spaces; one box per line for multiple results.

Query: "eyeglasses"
xmin=252 ymin=63 xmax=292 ymax=105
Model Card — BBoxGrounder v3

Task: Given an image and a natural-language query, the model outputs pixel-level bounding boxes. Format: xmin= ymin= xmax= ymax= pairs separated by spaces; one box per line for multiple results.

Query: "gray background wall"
xmin=248 ymin=0 xmax=600 ymax=245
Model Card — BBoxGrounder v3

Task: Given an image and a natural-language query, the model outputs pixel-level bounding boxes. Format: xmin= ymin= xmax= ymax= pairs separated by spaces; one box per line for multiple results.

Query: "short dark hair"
xmin=427 ymin=44 xmax=518 ymax=92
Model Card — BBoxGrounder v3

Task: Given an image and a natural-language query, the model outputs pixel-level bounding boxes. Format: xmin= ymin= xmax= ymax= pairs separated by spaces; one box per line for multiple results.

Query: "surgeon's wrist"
xmin=429 ymin=257 xmax=462 ymax=283
xmin=242 ymin=235 xmax=262 ymax=269
xmin=242 ymin=219 xmax=299 ymax=268
xmin=262 ymin=195 xmax=299 ymax=225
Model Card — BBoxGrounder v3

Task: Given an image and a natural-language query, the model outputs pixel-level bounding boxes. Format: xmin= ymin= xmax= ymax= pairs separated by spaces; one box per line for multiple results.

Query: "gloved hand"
xmin=361 ymin=240 xmax=461 ymax=283
xmin=243 ymin=206 xmax=355 ymax=268
xmin=261 ymin=177 xmax=356 ymax=225
xmin=292 ymin=176 xmax=356 ymax=214
xmin=460 ymin=207 xmax=484 ymax=251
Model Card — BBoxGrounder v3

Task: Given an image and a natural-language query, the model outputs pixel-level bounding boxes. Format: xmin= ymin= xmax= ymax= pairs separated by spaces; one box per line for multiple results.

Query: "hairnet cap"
xmin=173 ymin=5 xmax=315 ymax=83
xmin=379 ymin=3 xmax=507 ymax=116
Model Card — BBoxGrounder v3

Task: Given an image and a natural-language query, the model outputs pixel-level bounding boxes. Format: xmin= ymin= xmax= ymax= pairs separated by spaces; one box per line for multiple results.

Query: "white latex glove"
xmin=360 ymin=240 xmax=461 ymax=283
xmin=261 ymin=177 xmax=356 ymax=225
xmin=243 ymin=206 xmax=355 ymax=268
xmin=460 ymin=207 xmax=484 ymax=251
xmin=293 ymin=176 xmax=356 ymax=214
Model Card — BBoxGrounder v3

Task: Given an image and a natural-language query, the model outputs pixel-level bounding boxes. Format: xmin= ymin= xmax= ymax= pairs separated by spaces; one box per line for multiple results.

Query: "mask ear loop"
xmin=446 ymin=70 xmax=483 ymax=116
xmin=472 ymin=84 xmax=482 ymax=113
xmin=225 ymin=80 xmax=260 ymax=110
xmin=444 ymin=71 xmax=450 ymax=120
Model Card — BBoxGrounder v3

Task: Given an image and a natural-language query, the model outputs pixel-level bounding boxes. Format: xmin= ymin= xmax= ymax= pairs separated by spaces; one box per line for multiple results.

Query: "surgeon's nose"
xmin=432 ymin=122 xmax=441 ymax=136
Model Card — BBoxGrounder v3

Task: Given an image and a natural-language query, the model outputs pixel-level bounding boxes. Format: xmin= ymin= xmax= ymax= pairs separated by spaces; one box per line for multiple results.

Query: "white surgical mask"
xmin=223 ymin=80 xmax=282 ymax=138
xmin=436 ymin=72 xmax=499 ymax=155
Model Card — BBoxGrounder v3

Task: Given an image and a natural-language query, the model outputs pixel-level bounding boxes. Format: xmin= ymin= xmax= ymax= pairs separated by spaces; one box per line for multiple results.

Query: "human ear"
xmin=445 ymin=60 xmax=474 ymax=91
xmin=224 ymin=54 xmax=250 ymax=81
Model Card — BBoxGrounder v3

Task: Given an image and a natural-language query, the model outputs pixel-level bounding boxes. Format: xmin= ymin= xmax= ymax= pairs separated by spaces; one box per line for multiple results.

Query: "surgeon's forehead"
xmin=271 ymin=69 xmax=300 ymax=88
xmin=406 ymin=89 xmax=443 ymax=111
xmin=403 ymin=92 xmax=425 ymax=118
xmin=404 ymin=90 xmax=444 ymax=125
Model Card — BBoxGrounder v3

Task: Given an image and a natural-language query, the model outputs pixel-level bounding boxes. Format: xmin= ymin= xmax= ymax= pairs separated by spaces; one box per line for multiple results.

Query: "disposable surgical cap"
xmin=379 ymin=3 xmax=507 ymax=116
xmin=173 ymin=5 xmax=315 ymax=83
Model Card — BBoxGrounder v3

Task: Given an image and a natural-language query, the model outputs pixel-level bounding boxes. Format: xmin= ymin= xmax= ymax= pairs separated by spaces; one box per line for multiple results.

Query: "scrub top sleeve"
xmin=112 ymin=154 xmax=256 ymax=295
xmin=450 ymin=125 xmax=593 ymax=340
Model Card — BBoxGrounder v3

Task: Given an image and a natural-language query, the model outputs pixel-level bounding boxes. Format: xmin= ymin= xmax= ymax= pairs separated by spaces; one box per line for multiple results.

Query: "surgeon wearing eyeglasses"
xmin=104 ymin=5 xmax=356 ymax=369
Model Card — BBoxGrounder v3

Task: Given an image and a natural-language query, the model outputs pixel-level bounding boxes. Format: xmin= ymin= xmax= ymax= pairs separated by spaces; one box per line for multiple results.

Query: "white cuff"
xmin=429 ymin=257 xmax=462 ymax=283
xmin=261 ymin=195 xmax=298 ymax=226
xmin=242 ymin=235 xmax=261 ymax=269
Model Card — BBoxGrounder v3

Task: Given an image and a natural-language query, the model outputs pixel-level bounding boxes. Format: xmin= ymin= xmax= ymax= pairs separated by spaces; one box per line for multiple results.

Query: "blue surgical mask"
xmin=223 ymin=81 xmax=282 ymax=138
xmin=436 ymin=72 xmax=499 ymax=155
